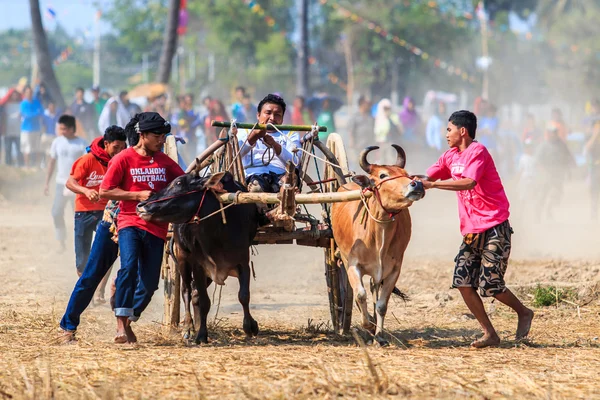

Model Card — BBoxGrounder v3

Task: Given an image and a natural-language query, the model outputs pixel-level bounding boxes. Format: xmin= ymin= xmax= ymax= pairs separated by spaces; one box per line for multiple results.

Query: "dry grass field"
xmin=1 ymin=168 xmax=599 ymax=399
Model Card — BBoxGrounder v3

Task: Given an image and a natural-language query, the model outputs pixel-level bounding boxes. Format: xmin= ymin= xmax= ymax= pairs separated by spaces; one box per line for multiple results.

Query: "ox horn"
xmin=391 ymin=144 xmax=406 ymax=169
xmin=359 ymin=146 xmax=379 ymax=173
xmin=191 ymin=157 xmax=202 ymax=176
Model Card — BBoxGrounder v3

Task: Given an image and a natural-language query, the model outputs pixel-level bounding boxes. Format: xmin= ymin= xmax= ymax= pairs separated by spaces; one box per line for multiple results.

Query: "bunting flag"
xmin=243 ymin=0 xmax=283 ymax=32
xmin=178 ymin=0 xmax=188 ymax=36
xmin=416 ymin=0 xmax=475 ymax=28
xmin=320 ymin=0 xmax=477 ymax=84
xmin=46 ymin=7 xmax=57 ymax=20
xmin=53 ymin=46 xmax=73 ymax=66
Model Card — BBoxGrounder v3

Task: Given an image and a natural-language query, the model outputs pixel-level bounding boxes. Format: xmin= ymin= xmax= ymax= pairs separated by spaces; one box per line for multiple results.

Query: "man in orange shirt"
xmin=66 ymin=126 xmax=127 ymax=287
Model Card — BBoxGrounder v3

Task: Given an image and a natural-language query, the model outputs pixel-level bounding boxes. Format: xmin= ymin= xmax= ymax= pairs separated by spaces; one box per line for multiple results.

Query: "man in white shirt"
xmin=234 ymin=94 xmax=301 ymax=193
xmin=44 ymin=115 xmax=88 ymax=251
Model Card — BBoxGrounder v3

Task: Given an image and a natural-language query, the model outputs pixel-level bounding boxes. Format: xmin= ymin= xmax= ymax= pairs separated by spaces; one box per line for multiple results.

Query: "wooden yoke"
xmin=270 ymin=161 xmax=297 ymax=232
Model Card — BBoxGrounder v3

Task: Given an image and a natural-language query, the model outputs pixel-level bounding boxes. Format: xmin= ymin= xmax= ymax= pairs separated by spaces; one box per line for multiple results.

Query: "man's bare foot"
xmin=115 ymin=316 xmax=129 ymax=344
xmin=471 ymin=333 xmax=500 ymax=348
xmin=55 ymin=328 xmax=77 ymax=344
xmin=94 ymin=296 xmax=107 ymax=305
xmin=125 ymin=324 xmax=137 ymax=343
xmin=516 ymin=309 xmax=534 ymax=340
xmin=114 ymin=333 xmax=128 ymax=344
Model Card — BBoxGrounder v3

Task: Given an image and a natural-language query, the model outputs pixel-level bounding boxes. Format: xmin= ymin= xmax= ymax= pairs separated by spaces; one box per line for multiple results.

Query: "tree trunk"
xmin=296 ymin=0 xmax=309 ymax=96
xmin=29 ymin=0 xmax=65 ymax=110
xmin=341 ymin=32 xmax=354 ymax=107
xmin=156 ymin=0 xmax=181 ymax=84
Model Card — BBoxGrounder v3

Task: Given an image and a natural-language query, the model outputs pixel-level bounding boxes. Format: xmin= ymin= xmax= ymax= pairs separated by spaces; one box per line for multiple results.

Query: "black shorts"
xmin=452 ymin=220 xmax=513 ymax=297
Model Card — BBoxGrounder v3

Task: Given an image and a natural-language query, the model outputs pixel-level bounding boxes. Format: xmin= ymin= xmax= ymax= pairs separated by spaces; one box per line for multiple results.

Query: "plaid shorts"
xmin=452 ymin=220 xmax=513 ymax=297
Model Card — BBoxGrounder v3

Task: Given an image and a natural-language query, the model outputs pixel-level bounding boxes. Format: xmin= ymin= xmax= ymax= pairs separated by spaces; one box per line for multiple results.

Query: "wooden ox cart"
xmin=161 ymin=121 xmax=371 ymax=335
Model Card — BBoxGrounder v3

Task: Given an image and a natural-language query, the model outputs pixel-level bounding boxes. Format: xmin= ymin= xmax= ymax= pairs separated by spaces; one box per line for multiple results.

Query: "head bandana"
xmin=135 ymin=112 xmax=172 ymax=134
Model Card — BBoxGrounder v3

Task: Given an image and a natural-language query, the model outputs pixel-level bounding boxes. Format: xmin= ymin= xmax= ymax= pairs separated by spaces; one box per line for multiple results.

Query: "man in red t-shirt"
xmin=100 ymin=112 xmax=184 ymax=344
xmin=421 ymin=110 xmax=533 ymax=348
xmin=66 ymin=126 xmax=127 ymax=292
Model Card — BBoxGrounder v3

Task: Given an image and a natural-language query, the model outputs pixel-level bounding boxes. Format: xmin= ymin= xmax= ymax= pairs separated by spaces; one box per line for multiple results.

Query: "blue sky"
xmin=0 ymin=0 xmax=112 ymax=35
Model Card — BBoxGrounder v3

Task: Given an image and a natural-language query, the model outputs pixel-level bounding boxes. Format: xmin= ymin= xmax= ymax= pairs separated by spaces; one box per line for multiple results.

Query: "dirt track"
xmin=1 ymin=168 xmax=599 ymax=399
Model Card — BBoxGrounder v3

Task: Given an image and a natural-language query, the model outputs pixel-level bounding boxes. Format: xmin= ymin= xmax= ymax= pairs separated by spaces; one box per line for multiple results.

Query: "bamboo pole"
xmin=211 ymin=120 xmax=327 ymax=132
xmin=216 ymin=189 xmax=370 ymax=205
xmin=231 ymin=135 xmax=246 ymax=185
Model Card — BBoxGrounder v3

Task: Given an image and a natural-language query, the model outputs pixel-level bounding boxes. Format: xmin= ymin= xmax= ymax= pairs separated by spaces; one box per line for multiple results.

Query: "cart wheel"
xmin=322 ymin=133 xmax=353 ymax=334
xmin=162 ymin=243 xmax=180 ymax=330
xmin=325 ymin=245 xmax=353 ymax=334
xmin=162 ymin=136 xmax=181 ymax=330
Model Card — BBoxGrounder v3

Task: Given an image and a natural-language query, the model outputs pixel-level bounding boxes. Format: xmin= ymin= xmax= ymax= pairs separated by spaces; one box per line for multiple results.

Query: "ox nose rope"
xmin=360 ymin=174 xmax=414 ymax=224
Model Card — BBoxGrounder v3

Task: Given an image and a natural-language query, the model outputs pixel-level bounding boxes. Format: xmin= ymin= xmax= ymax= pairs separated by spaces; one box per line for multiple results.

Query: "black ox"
xmin=136 ymin=170 xmax=260 ymax=344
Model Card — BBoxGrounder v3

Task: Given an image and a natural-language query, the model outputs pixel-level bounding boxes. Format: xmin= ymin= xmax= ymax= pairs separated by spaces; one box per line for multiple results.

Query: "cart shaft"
xmin=217 ymin=189 xmax=370 ymax=205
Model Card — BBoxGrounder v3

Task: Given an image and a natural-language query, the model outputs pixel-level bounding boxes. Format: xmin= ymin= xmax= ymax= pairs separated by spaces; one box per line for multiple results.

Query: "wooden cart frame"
xmin=161 ymin=122 xmax=369 ymax=335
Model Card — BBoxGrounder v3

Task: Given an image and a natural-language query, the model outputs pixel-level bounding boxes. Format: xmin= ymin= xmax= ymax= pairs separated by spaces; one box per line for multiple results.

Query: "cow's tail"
xmin=392 ymin=287 xmax=410 ymax=302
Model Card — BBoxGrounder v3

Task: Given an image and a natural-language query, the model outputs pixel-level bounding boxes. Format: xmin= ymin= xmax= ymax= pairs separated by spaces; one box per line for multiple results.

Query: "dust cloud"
xmin=1 ymin=162 xmax=598 ymax=327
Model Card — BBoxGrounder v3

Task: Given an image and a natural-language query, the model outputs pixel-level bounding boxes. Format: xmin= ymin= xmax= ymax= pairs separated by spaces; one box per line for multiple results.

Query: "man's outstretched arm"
xmin=420 ymin=177 xmax=476 ymax=191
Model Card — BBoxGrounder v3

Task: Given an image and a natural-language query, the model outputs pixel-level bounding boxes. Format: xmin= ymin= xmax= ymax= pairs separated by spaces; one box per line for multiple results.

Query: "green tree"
xmin=0 ymin=29 xmax=32 ymax=86
xmin=536 ymin=1 xmax=600 ymax=101
xmin=188 ymin=0 xmax=293 ymax=62
xmin=0 ymin=27 xmax=94 ymax=98
xmin=316 ymin=1 xmax=475 ymax=100
xmin=185 ymin=0 xmax=295 ymax=98
xmin=484 ymin=0 xmax=538 ymax=19
xmin=100 ymin=0 xmax=296 ymax=97
xmin=101 ymin=0 xmax=169 ymax=63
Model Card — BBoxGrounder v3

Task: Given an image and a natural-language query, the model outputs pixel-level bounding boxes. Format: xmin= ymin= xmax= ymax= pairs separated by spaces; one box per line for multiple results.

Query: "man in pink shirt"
xmin=421 ymin=110 xmax=533 ymax=348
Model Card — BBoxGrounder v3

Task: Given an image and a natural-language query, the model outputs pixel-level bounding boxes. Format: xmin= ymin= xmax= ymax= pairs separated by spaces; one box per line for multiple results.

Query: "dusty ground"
xmin=1 ymin=167 xmax=599 ymax=399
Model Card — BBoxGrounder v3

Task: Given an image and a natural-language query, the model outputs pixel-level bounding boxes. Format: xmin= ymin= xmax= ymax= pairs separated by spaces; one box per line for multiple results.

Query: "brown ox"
xmin=331 ymin=145 xmax=425 ymax=345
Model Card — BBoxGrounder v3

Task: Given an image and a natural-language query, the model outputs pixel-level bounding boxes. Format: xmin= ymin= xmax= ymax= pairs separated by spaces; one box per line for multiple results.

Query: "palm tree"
xmin=29 ymin=0 xmax=65 ymax=109
xmin=156 ymin=0 xmax=181 ymax=84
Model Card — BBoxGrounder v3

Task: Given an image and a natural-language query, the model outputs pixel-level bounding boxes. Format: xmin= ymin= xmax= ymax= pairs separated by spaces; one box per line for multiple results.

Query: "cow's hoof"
xmin=243 ymin=318 xmax=259 ymax=337
xmin=251 ymin=319 xmax=259 ymax=336
xmin=374 ymin=336 xmax=389 ymax=348
xmin=194 ymin=334 xmax=209 ymax=345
